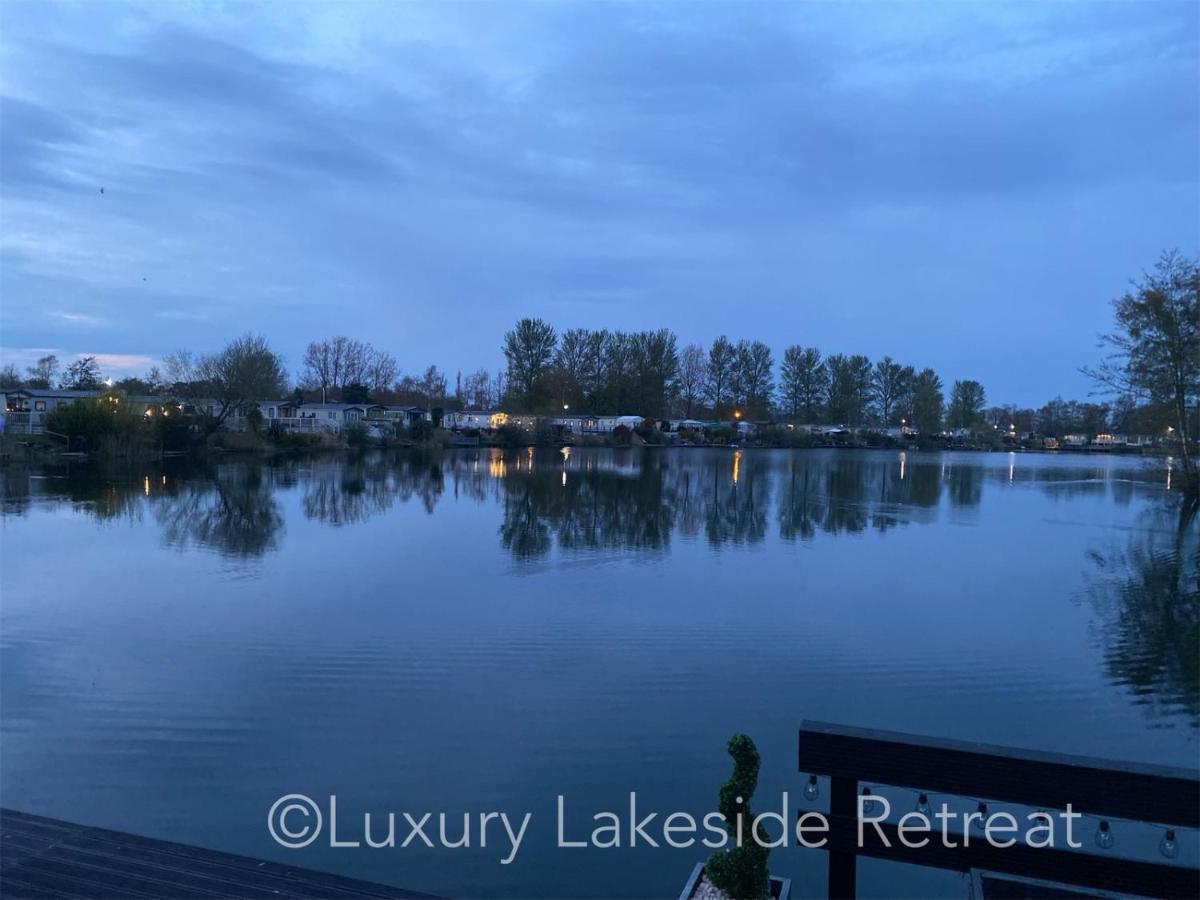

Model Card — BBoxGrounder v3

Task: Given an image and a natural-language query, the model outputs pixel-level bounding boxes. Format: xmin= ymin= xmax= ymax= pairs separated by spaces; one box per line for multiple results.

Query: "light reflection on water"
xmin=0 ymin=448 xmax=1195 ymax=898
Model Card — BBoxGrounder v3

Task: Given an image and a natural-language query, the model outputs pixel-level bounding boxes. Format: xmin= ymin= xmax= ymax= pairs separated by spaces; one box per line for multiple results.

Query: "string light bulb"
xmin=804 ymin=775 xmax=819 ymax=801
xmin=972 ymin=802 xmax=988 ymax=831
xmin=1159 ymin=829 xmax=1177 ymax=859
xmin=915 ymin=793 xmax=931 ymax=816
xmin=1095 ymin=820 xmax=1113 ymax=850
xmin=861 ymin=787 xmax=880 ymax=817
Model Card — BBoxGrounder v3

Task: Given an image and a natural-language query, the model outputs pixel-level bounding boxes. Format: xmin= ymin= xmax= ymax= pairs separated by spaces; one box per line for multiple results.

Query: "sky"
xmin=1 ymin=0 xmax=1196 ymax=407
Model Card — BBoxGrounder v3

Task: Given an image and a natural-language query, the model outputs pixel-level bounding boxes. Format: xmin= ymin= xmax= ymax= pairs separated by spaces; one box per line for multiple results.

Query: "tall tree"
xmin=0 ymin=364 xmax=21 ymax=388
xmin=910 ymin=368 xmax=944 ymax=434
xmin=418 ymin=365 xmax=447 ymax=410
xmin=167 ymin=334 xmax=287 ymax=434
xmin=848 ymin=355 xmax=873 ymax=426
xmin=778 ymin=346 xmax=828 ymax=422
xmin=825 ymin=354 xmax=852 ymax=424
xmin=731 ymin=339 xmax=773 ymax=418
xmin=463 ymin=369 xmax=492 ymax=409
xmin=947 ymin=379 xmax=987 ymax=429
xmin=502 ymin=318 xmax=556 ymax=411
xmin=61 ymin=356 xmax=103 ymax=390
xmin=677 ymin=344 xmax=707 ymax=417
xmin=630 ymin=329 xmax=679 ymax=417
xmin=871 ymin=356 xmax=907 ymax=425
xmin=705 ymin=335 xmax=735 ymax=415
xmin=1083 ymin=250 xmax=1199 ymax=482
xmin=366 ymin=349 xmax=398 ymax=395
xmin=554 ymin=328 xmax=592 ymax=409
xmin=826 ymin=354 xmax=873 ymax=425
xmin=26 ymin=354 xmax=59 ymax=389
xmin=302 ymin=336 xmax=396 ymax=400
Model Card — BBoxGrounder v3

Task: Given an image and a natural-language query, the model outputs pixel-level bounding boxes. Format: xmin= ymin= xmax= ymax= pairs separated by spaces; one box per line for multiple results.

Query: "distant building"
xmin=4 ymin=388 xmax=96 ymax=432
xmin=444 ymin=410 xmax=508 ymax=430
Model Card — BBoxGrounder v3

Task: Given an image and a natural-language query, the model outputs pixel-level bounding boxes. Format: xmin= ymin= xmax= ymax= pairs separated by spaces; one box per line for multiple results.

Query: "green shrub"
xmin=46 ymin=393 xmax=148 ymax=451
xmin=408 ymin=419 xmax=435 ymax=442
xmin=245 ymin=406 xmax=264 ymax=435
xmin=756 ymin=425 xmax=813 ymax=448
xmin=709 ymin=425 xmax=735 ymax=446
xmin=344 ymin=421 xmax=369 ymax=449
xmin=706 ymin=734 xmax=770 ymax=900
xmin=635 ymin=417 xmax=664 ymax=444
xmin=495 ymin=424 xmax=528 ymax=448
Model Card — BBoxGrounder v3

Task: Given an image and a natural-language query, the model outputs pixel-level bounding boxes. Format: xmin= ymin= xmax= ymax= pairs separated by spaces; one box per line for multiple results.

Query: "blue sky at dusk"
xmin=1 ymin=0 xmax=1196 ymax=406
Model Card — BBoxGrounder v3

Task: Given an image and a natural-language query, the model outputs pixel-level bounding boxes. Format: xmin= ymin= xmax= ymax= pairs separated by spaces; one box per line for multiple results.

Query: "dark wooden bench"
xmin=797 ymin=721 xmax=1199 ymax=898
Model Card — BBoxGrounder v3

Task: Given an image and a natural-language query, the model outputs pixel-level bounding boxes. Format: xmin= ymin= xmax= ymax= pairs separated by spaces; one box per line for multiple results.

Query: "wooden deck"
xmin=0 ymin=809 xmax=441 ymax=899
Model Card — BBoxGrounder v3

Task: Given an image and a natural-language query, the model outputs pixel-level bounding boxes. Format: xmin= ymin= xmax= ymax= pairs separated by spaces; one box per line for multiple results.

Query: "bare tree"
xmin=463 ymin=369 xmax=492 ymax=409
xmin=418 ymin=365 xmax=447 ymax=410
xmin=677 ymin=344 xmax=706 ymax=417
xmin=302 ymin=336 xmax=396 ymax=400
xmin=26 ymin=354 xmax=59 ymax=389
xmin=705 ymin=335 xmax=735 ymax=415
xmin=170 ymin=334 xmax=287 ymax=434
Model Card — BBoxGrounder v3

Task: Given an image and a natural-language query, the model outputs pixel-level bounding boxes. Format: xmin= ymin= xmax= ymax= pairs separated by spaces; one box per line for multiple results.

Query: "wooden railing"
xmin=797 ymin=721 xmax=1198 ymax=898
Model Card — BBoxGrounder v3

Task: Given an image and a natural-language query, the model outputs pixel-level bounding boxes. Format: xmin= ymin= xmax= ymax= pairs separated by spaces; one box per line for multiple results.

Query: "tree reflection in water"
xmin=4 ymin=449 xmax=1193 ymax=719
xmin=155 ymin=464 xmax=284 ymax=558
xmin=1086 ymin=501 xmax=1199 ymax=723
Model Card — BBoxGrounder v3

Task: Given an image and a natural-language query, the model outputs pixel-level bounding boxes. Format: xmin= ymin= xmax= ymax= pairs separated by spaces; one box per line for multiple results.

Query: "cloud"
xmin=0 ymin=0 xmax=1196 ymax=405
xmin=81 ymin=353 xmax=159 ymax=374
xmin=50 ymin=311 xmax=106 ymax=326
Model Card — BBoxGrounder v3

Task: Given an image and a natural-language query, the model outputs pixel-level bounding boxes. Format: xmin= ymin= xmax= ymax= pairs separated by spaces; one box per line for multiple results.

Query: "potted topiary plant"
xmin=679 ymin=734 xmax=791 ymax=900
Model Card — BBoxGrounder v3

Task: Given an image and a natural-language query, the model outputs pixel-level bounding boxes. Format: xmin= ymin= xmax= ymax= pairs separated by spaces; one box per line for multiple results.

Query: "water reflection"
xmin=1086 ymin=502 xmax=1199 ymax=721
xmin=154 ymin=465 xmax=284 ymax=558
xmin=2 ymin=449 xmax=1177 ymax=558
xmin=2 ymin=446 xmax=1197 ymax=897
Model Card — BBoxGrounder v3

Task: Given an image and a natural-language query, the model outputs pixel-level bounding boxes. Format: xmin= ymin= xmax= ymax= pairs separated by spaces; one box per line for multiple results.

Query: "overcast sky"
xmin=1 ymin=1 xmax=1196 ymax=405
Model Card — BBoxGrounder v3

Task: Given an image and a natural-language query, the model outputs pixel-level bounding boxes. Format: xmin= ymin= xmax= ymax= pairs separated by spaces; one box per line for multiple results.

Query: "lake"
xmin=1 ymin=448 xmax=1196 ymax=898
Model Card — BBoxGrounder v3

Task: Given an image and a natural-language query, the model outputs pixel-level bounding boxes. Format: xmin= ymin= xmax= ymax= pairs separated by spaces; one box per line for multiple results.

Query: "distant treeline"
xmin=497 ymin=319 xmax=1184 ymax=438
xmin=4 ymin=253 xmax=1194 ymax=449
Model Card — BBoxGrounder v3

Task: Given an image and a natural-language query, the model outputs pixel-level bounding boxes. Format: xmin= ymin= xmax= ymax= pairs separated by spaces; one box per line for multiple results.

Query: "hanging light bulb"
xmin=861 ymin=787 xmax=880 ymax=816
xmin=1159 ymin=829 xmax=1177 ymax=859
xmin=1095 ymin=820 xmax=1113 ymax=849
xmin=915 ymin=793 xmax=931 ymax=816
xmin=804 ymin=775 xmax=819 ymax=802
xmin=972 ymin=802 xmax=988 ymax=831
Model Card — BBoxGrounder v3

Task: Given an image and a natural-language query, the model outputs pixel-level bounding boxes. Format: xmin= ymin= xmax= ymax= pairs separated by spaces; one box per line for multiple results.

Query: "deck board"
xmin=0 ymin=810 xmax=441 ymax=900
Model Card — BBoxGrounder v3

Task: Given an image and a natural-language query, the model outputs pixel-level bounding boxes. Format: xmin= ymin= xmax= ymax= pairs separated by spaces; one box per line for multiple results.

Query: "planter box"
xmin=679 ymin=862 xmax=791 ymax=900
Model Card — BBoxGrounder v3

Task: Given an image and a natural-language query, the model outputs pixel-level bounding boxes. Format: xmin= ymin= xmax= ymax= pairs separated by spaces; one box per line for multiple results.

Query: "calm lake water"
xmin=1 ymin=448 xmax=1196 ymax=898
